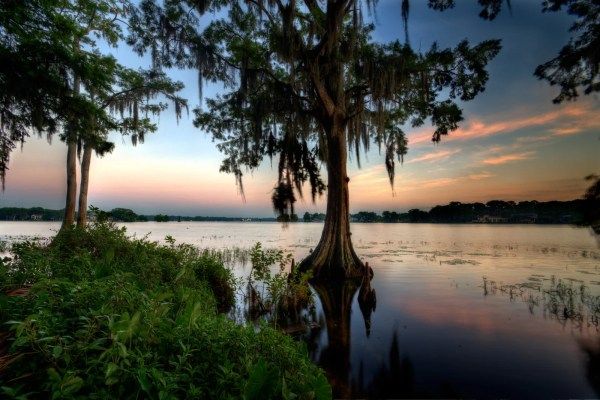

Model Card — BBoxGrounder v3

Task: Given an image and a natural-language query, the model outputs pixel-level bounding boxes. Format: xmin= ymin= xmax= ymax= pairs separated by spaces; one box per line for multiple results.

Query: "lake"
xmin=2 ymin=221 xmax=599 ymax=398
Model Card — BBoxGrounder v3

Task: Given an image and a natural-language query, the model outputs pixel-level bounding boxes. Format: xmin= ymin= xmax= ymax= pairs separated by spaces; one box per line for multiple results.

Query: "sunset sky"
xmin=1 ymin=1 xmax=599 ymax=216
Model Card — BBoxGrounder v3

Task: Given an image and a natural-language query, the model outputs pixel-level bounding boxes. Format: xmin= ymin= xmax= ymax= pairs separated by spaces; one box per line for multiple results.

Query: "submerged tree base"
xmin=299 ymin=244 xmax=370 ymax=281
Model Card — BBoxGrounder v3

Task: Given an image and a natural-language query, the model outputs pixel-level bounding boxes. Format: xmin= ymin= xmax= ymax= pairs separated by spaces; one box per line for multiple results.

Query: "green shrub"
xmin=0 ymin=223 xmax=330 ymax=399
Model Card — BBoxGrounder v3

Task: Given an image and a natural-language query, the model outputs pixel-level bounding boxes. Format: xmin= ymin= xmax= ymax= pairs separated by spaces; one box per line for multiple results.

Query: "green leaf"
xmin=244 ymin=359 xmax=278 ymax=400
xmin=311 ymin=373 xmax=332 ymax=400
xmin=52 ymin=345 xmax=62 ymax=359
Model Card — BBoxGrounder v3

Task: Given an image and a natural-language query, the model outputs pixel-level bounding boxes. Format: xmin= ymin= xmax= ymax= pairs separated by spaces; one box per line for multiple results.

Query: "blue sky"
xmin=1 ymin=0 xmax=599 ymax=216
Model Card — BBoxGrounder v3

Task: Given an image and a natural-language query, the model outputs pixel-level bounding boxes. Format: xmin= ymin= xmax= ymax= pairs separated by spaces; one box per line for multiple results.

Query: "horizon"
xmin=1 ymin=1 xmax=599 ymax=217
xmin=0 ymin=196 xmax=586 ymax=218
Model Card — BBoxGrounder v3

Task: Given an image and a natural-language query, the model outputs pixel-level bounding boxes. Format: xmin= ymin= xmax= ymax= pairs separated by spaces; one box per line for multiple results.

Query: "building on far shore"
xmin=509 ymin=213 xmax=538 ymax=223
xmin=475 ymin=215 xmax=508 ymax=223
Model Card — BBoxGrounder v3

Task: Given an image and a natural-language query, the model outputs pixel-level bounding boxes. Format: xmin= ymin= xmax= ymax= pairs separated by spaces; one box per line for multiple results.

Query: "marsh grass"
xmin=483 ymin=276 xmax=600 ymax=329
xmin=0 ymin=223 xmax=330 ymax=399
xmin=241 ymin=243 xmax=315 ymax=328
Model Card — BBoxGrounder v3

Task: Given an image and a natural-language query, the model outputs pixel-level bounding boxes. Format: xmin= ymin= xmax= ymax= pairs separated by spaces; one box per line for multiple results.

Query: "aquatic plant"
xmin=482 ymin=276 xmax=600 ymax=328
xmin=245 ymin=243 xmax=314 ymax=326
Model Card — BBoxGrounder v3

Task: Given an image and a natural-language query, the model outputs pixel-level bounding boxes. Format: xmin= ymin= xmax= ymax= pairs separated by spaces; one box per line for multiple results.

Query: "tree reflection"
xmin=358 ymin=275 xmax=377 ymax=337
xmin=579 ymin=338 xmax=600 ymax=397
xmin=311 ymin=278 xmax=361 ymax=398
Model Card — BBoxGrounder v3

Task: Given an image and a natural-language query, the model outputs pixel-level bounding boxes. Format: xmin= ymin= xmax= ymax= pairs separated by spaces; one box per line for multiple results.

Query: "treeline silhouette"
xmin=343 ymin=199 xmax=586 ymax=224
xmin=0 ymin=207 xmax=276 ymax=222
xmin=0 ymin=207 xmax=64 ymax=221
xmin=1 ymin=199 xmax=586 ymax=225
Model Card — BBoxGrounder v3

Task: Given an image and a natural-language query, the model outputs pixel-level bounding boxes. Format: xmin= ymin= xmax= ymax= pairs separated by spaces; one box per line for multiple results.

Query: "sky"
xmin=1 ymin=0 xmax=599 ymax=217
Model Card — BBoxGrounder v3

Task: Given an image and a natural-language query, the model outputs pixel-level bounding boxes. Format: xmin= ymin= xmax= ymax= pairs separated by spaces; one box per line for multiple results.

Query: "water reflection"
xmin=357 ymin=274 xmax=376 ymax=337
xmin=303 ymin=266 xmax=599 ymax=399
xmin=356 ymin=331 xmax=423 ymax=398
xmin=309 ymin=277 xmax=450 ymax=398
xmin=311 ymin=279 xmax=361 ymax=398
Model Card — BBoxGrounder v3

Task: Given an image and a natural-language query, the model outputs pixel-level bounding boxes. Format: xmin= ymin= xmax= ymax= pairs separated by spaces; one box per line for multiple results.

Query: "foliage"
xmin=0 ymin=223 xmax=330 ymax=399
xmin=246 ymin=243 xmax=314 ymax=324
xmin=533 ymin=0 xmax=600 ymax=102
xmin=579 ymin=174 xmax=600 ymax=234
xmin=108 ymin=208 xmax=140 ymax=222
xmin=312 ymin=199 xmax=584 ymax=224
xmin=302 ymin=213 xmax=326 ymax=223
xmin=428 ymin=0 xmax=600 ymax=103
xmin=353 ymin=211 xmax=380 ymax=223
xmin=0 ymin=0 xmax=112 ymax=188
xmin=128 ymin=0 xmax=501 ymax=217
xmin=154 ymin=214 xmax=170 ymax=222
xmin=0 ymin=207 xmax=64 ymax=221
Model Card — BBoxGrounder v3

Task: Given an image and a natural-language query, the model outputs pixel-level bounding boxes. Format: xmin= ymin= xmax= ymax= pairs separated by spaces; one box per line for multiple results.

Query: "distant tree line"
xmin=342 ymin=200 xmax=586 ymax=224
xmin=0 ymin=198 xmax=589 ymax=225
xmin=303 ymin=213 xmax=327 ymax=222
xmin=0 ymin=207 xmax=148 ymax=222
xmin=0 ymin=207 xmax=63 ymax=221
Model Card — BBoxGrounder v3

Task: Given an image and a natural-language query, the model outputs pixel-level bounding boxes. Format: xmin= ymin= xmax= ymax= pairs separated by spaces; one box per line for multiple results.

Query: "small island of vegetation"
xmin=0 ymin=222 xmax=329 ymax=398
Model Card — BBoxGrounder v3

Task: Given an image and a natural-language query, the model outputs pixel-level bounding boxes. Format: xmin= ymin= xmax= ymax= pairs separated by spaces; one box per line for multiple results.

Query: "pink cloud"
xmin=408 ymin=104 xmax=594 ymax=146
xmin=467 ymin=172 xmax=494 ymax=180
xmin=407 ymin=149 xmax=461 ymax=164
xmin=483 ymin=151 xmax=536 ymax=165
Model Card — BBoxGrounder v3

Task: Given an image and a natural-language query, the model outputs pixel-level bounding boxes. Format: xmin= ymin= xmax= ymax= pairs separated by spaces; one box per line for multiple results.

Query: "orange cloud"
xmin=467 ymin=172 xmax=494 ymax=180
xmin=483 ymin=151 xmax=536 ymax=165
xmin=407 ymin=149 xmax=460 ymax=164
xmin=408 ymin=103 xmax=594 ymax=146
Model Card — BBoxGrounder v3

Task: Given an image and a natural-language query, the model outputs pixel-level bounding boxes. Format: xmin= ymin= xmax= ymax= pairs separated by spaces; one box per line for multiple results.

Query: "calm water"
xmin=2 ymin=222 xmax=599 ymax=398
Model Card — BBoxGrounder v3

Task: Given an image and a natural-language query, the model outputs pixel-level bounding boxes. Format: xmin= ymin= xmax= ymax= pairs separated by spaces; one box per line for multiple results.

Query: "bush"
xmin=0 ymin=223 xmax=330 ymax=399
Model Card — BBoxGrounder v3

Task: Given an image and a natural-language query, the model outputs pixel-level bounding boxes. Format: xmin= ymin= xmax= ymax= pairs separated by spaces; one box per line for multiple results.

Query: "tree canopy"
xmin=0 ymin=0 xmax=120 ymax=188
xmin=129 ymin=0 xmax=501 ymax=216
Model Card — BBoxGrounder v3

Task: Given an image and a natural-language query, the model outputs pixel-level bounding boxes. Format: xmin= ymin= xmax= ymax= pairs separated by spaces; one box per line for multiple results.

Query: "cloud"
xmin=551 ymin=127 xmax=582 ymax=136
xmin=515 ymin=134 xmax=554 ymax=144
xmin=420 ymin=177 xmax=459 ymax=188
xmin=408 ymin=103 xmax=595 ymax=146
xmin=467 ymin=172 xmax=494 ymax=180
xmin=406 ymin=149 xmax=461 ymax=164
xmin=414 ymin=172 xmax=494 ymax=189
xmin=482 ymin=151 xmax=536 ymax=165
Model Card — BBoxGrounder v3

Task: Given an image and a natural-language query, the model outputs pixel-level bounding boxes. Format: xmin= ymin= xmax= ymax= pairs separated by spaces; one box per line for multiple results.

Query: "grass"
xmin=0 ymin=222 xmax=330 ymax=399
xmin=482 ymin=275 xmax=600 ymax=328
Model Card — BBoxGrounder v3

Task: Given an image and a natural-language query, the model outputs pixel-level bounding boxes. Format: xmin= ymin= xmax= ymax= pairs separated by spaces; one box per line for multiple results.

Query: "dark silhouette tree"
xmin=428 ymin=0 xmax=600 ymax=103
xmin=0 ymin=1 xmax=186 ymax=229
xmin=75 ymin=68 xmax=186 ymax=227
xmin=580 ymin=174 xmax=600 ymax=235
xmin=129 ymin=0 xmax=501 ymax=280
xmin=0 ymin=0 xmax=119 ymax=193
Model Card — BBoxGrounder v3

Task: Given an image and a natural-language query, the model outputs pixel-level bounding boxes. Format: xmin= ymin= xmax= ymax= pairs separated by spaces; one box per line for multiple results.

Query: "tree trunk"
xmin=61 ymin=140 xmax=77 ymax=229
xmin=76 ymin=144 xmax=92 ymax=227
xmin=61 ymin=62 xmax=80 ymax=231
xmin=300 ymin=127 xmax=365 ymax=280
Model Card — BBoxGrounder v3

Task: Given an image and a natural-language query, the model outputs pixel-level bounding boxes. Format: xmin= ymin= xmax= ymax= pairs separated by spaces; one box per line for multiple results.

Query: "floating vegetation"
xmin=441 ymin=258 xmax=481 ymax=266
xmin=482 ymin=276 xmax=600 ymax=329
xmin=578 ymin=270 xmax=597 ymax=275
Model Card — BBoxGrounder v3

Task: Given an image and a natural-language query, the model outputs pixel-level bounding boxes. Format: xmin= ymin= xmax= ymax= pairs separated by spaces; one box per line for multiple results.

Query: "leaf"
xmin=137 ymin=371 xmax=152 ymax=394
xmin=311 ymin=373 xmax=332 ymax=400
xmin=105 ymin=362 xmax=119 ymax=381
xmin=61 ymin=376 xmax=84 ymax=395
xmin=244 ymin=359 xmax=278 ymax=400
xmin=52 ymin=345 xmax=63 ymax=359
